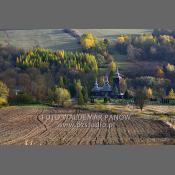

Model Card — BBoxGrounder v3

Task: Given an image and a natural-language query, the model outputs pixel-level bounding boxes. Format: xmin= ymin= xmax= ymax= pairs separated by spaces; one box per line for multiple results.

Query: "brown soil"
xmin=0 ymin=106 xmax=175 ymax=145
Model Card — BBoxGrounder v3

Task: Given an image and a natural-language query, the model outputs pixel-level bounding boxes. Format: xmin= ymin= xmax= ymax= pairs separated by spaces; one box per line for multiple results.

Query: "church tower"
xmin=113 ymin=67 xmax=122 ymax=95
xmin=91 ymin=79 xmax=100 ymax=93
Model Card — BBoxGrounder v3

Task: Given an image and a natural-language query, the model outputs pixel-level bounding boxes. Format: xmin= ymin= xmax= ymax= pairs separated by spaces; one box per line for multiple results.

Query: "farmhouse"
xmin=91 ymin=68 xmax=124 ymax=99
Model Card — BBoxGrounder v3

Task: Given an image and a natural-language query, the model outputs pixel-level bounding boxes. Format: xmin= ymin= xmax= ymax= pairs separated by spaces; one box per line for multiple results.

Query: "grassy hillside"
xmin=75 ymin=29 xmax=153 ymax=41
xmin=0 ymin=28 xmax=164 ymax=77
xmin=0 ymin=29 xmax=153 ymax=50
xmin=0 ymin=29 xmax=81 ymax=50
xmin=75 ymin=29 xmax=155 ymax=76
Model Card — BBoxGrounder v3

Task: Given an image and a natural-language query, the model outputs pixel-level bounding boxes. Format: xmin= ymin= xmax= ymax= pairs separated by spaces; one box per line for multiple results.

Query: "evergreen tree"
xmin=82 ymin=87 xmax=88 ymax=103
xmin=124 ymin=90 xmax=129 ymax=99
xmin=109 ymin=70 xmax=114 ymax=84
xmin=108 ymin=61 xmax=117 ymax=83
xmin=58 ymin=76 xmax=65 ymax=88
xmin=74 ymin=79 xmax=85 ymax=105
xmin=77 ymin=91 xmax=84 ymax=105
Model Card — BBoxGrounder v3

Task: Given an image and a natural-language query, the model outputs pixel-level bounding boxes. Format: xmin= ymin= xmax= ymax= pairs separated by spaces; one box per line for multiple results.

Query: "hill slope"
xmin=0 ymin=29 xmax=81 ymax=50
xmin=0 ymin=29 xmax=152 ymax=50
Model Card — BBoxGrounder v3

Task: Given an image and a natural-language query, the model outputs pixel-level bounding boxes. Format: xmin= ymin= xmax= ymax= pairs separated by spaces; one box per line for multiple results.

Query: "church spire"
xmin=116 ymin=67 xmax=119 ymax=74
xmin=91 ymin=78 xmax=100 ymax=92
xmin=105 ymin=75 xmax=109 ymax=83
xmin=95 ymin=78 xmax=98 ymax=85
xmin=114 ymin=67 xmax=121 ymax=79
xmin=102 ymin=75 xmax=112 ymax=92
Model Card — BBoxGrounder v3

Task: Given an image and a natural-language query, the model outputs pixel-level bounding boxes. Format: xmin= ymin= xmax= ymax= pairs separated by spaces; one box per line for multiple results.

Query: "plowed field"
xmin=0 ymin=106 xmax=175 ymax=145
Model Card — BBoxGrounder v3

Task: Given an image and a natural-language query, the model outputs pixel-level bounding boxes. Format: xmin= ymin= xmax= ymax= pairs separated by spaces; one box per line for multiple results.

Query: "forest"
xmin=0 ymin=29 xmax=175 ymax=108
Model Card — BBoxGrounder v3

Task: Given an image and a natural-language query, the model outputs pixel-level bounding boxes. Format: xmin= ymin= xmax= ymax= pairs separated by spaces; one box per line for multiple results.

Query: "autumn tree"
xmin=96 ymin=39 xmax=110 ymax=54
xmin=17 ymin=48 xmax=98 ymax=74
xmin=134 ymin=89 xmax=146 ymax=111
xmin=116 ymin=35 xmax=129 ymax=54
xmin=145 ymin=87 xmax=153 ymax=99
xmin=119 ymin=79 xmax=127 ymax=94
xmin=106 ymin=54 xmax=114 ymax=63
xmin=74 ymin=80 xmax=82 ymax=93
xmin=0 ymin=81 xmax=9 ymax=105
xmin=58 ymin=76 xmax=65 ymax=88
xmin=12 ymin=92 xmax=33 ymax=105
xmin=54 ymin=87 xmax=71 ymax=107
xmin=109 ymin=61 xmax=117 ymax=72
xmin=82 ymin=86 xmax=88 ymax=103
xmin=168 ymin=88 xmax=175 ymax=99
xmin=108 ymin=61 xmax=117 ymax=83
xmin=160 ymin=35 xmax=174 ymax=43
xmin=116 ymin=35 xmax=128 ymax=44
xmin=77 ymin=90 xmax=85 ymax=105
xmin=98 ymin=76 xmax=105 ymax=86
xmin=138 ymin=34 xmax=156 ymax=43
xmin=30 ymin=74 xmax=48 ymax=101
xmin=57 ymin=50 xmax=64 ymax=59
xmin=166 ymin=63 xmax=175 ymax=72
xmin=155 ymin=67 xmax=164 ymax=78
xmin=85 ymin=53 xmax=98 ymax=73
xmin=80 ymin=32 xmax=96 ymax=49
xmin=18 ymin=73 xmax=31 ymax=91
xmin=74 ymin=80 xmax=85 ymax=105
xmin=157 ymin=88 xmax=166 ymax=99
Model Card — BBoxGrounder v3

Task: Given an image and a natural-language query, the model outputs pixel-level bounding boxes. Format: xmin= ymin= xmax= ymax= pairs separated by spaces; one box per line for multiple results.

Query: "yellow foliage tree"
xmin=160 ymin=35 xmax=174 ymax=43
xmin=155 ymin=67 xmax=164 ymax=78
xmin=119 ymin=79 xmax=127 ymax=94
xmin=80 ymin=32 xmax=96 ymax=49
xmin=85 ymin=53 xmax=98 ymax=72
xmin=139 ymin=34 xmax=156 ymax=43
xmin=0 ymin=97 xmax=7 ymax=105
xmin=0 ymin=81 xmax=9 ymax=105
xmin=168 ymin=88 xmax=175 ymax=99
xmin=74 ymin=79 xmax=83 ymax=93
xmin=54 ymin=87 xmax=71 ymax=106
xmin=116 ymin=35 xmax=128 ymax=43
xmin=57 ymin=50 xmax=65 ymax=59
xmin=99 ymin=76 xmax=105 ymax=86
xmin=166 ymin=63 xmax=175 ymax=72
xmin=109 ymin=61 xmax=117 ymax=73
xmin=146 ymin=87 xmax=153 ymax=98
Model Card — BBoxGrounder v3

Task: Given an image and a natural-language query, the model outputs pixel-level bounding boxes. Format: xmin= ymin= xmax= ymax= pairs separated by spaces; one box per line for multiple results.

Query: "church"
xmin=91 ymin=68 xmax=124 ymax=99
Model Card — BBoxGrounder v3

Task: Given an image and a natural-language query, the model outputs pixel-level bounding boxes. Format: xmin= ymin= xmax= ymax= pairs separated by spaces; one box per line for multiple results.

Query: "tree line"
xmin=0 ymin=46 xmax=97 ymax=106
xmin=0 ymin=30 xmax=175 ymax=108
xmin=116 ymin=31 xmax=175 ymax=64
xmin=16 ymin=48 xmax=98 ymax=73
